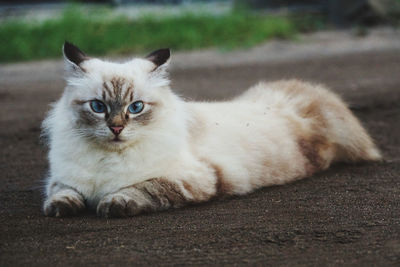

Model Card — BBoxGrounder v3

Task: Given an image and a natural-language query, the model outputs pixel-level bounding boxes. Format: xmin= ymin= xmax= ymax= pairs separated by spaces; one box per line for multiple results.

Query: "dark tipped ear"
xmin=63 ymin=41 xmax=88 ymax=66
xmin=146 ymin=48 xmax=170 ymax=69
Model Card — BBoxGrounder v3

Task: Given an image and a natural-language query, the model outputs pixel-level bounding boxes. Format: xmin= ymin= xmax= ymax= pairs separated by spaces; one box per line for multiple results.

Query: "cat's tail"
xmin=289 ymin=80 xmax=382 ymax=164
xmin=312 ymin=88 xmax=383 ymax=163
xmin=299 ymin=81 xmax=382 ymax=163
xmin=329 ymin=109 xmax=382 ymax=163
xmin=239 ymin=79 xmax=382 ymax=163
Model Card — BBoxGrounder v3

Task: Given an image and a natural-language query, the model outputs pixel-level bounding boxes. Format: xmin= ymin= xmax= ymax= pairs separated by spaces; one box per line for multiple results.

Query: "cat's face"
xmin=62 ymin=42 xmax=172 ymax=150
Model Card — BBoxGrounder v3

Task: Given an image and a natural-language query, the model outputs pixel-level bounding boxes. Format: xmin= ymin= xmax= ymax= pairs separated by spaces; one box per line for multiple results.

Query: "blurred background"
xmin=0 ymin=0 xmax=399 ymax=62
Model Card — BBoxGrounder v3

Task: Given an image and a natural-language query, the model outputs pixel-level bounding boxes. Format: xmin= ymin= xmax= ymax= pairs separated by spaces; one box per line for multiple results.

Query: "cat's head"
xmin=60 ymin=41 xmax=177 ymax=151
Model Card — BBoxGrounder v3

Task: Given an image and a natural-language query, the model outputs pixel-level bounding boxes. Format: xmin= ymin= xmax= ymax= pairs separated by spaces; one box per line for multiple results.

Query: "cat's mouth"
xmin=110 ymin=136 xmax=124 ymax=143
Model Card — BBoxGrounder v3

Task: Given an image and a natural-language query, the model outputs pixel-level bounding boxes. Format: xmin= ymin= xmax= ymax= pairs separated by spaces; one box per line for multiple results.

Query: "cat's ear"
xmin=146 ymin=48 xmax=170 ymax=70
xmin=63 ymin=41 xmax=88 ymax=74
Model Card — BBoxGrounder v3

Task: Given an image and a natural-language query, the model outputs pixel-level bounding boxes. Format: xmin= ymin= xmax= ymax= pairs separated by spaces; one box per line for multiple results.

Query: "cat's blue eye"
xmin=90 ymin=100 xmax=106 ymax=113
xmin=128 ymin=101 xmax=144 ymax=114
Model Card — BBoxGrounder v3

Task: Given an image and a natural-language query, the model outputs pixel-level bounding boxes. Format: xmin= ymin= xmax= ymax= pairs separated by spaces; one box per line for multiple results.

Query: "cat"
xmin=42 ymin=41 xmax=382 ymax=218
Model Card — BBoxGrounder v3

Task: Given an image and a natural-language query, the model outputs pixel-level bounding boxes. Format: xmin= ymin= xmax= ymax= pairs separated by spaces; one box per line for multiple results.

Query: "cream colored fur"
xmin=42 ymin=48 xmax=381 ymax=217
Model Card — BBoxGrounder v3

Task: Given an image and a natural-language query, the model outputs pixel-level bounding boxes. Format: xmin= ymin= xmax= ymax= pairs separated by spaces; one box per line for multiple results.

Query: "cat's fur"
xmin=42 ymin=42 xmax=381 ymax=218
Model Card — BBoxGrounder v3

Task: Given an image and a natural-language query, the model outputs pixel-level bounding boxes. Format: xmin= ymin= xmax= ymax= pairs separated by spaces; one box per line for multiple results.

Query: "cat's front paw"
xmin=97 ymin=178 xmax=191 ymax=218
xmin=97 ymin=194 xmax=146 ymax=218
xmin=43 ymin=194 xmax=85 ymax=217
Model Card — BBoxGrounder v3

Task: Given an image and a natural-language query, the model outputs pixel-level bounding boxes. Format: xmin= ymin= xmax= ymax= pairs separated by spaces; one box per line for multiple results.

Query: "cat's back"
xmin=185 ymin=80 xmax=331 ymax=139
xmin=187 ymin=79 xmax=348 ymax=130
xmin=235 ymin=79 xmax=343 ymax=109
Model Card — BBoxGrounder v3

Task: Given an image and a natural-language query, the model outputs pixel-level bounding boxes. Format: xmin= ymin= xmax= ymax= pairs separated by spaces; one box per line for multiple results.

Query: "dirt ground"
xmin=0 ymin=47 xmax=399 ymax=265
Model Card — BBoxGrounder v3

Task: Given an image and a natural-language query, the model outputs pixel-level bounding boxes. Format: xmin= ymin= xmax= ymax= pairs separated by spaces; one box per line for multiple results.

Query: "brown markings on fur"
xmin=299 ymin=100 xmax=328 ymax=130
xmin=268 ymin=80 xmax=344 ymax=174
xmin=123 ymin=85 xmax=133 ymax=101
xmin=78 ymin=109 xmax=100 ymax=126
xmin=110 ymin=77 xmax=119 ymax=96
xmin=284 ymin=114 xmax=303 ymax=135
xmin=106 ymin=178 xmax=192 ymax=217
xmin=194 ymin=158 xmax=232 ymax=198
xmin=107 ymin=198 xmax=130 ymax=217
xmin=298 ymin=134 xmax=330 ymax=175
xmin=45 ymin=184 xmax=85 ymax=217
xmin=287 ymin=109 xmax=331 ymax=174
xmin=283 ymin=102 xmax=332 ymax=175
xmin=156 ymin=178 xmax=187 ymax=206
xmin=297 ymin=101 xmax=336 ymax=174
xmin=108 ymin=112 xmax=127 ymax=127
xmin=181 ymin=180 xmax=211 ymax=203
xmin=300 ymin=101 xmax=322 ymax=119
xmin=73 ymin=99 xmax=86 ymax=106
xmin=103 ymin=82 xmax=113 ymax=98
xmin=110 ymin=77 xmax=127 ymax=97
xmin=63 ymin=195 xmax=85 ymax=210
xmin=103 ymin=77 xmax=134 ymax=102
xmin=182 ymin=181 xmax=200 ymax=202
xmin=45 ymin=196 xmax=84 ymax=217
xmin=138 ymin=178 xmax=187 ymax=208
xmin=210 ymin=163 xmax=233 ymax=196
xmin=134 ymin=110 xmax=153 ymax=125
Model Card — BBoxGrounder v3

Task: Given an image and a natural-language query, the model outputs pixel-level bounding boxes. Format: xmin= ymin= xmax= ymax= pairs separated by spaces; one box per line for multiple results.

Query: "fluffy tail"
xmin=289 ymin=80 xmax=382 ymax=163
xmin=329 ymin=110 xmax=382 ymax=163
xmin=239 ymin=80 xmax=382 ymax=163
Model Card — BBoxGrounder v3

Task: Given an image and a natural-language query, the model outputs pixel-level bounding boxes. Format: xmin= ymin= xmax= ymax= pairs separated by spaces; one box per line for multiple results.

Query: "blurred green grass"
xmin=0 ymin=5 xmax=324 ymax=63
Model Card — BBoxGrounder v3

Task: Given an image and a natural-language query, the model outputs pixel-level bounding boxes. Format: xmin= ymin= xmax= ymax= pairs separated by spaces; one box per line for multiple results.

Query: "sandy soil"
xmin=0 ymin=41 xmax=399 ymax=265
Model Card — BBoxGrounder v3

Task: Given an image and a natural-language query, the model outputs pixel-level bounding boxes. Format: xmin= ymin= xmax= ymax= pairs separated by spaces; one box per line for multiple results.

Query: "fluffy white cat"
xmin=42 ymin=42 xmax=381 ymax=218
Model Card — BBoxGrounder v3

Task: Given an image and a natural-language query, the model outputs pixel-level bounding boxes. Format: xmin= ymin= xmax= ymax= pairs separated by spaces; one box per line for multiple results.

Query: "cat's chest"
xmin=78 ymin=153 xmax=137 ymax=190
xmin=55 ymin=148 xmax=156 ymax=201
xmin=91 ymin=154 xmax=135 ymax=178
xmin=50 ymin=130 xmax=184 ymax=202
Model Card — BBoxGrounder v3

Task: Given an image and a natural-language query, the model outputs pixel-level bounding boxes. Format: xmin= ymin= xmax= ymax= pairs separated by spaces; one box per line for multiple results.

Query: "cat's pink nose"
xmin=109 ymin=126 xmax=124 ymax=135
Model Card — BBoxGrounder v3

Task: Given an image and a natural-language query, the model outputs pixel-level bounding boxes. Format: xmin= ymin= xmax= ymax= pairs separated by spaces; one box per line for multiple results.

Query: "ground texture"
xmin=0 ymin=47 xmax=399 ymax=265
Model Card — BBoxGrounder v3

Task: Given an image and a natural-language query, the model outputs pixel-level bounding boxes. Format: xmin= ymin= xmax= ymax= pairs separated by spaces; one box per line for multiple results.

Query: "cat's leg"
xmin=97 ymin=177 xmax=215 ymax=218
xmin=43 ymin=182 xmax=85 ymax=217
